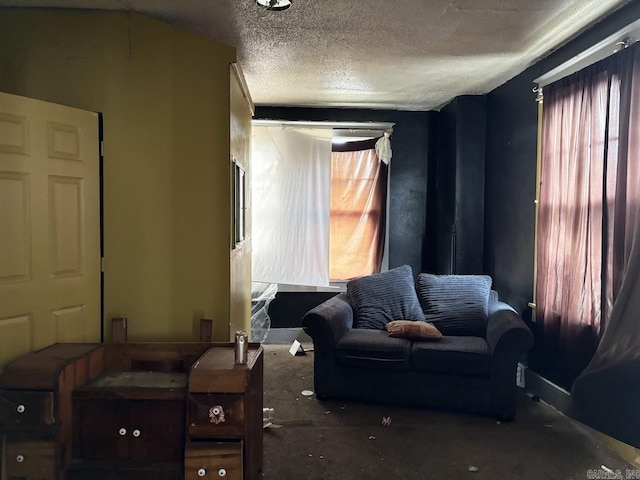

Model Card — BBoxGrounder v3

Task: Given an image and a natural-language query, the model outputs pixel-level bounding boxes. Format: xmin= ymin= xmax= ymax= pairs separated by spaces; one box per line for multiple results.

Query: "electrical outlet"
xmin=516 ymin=362 xmax=526 ymax=388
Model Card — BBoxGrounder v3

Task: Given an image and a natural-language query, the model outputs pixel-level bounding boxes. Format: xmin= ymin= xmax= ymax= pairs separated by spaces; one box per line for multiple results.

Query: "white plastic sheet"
xmin=250 ymin=282 xmax=278 ymax=342
xmin=251 ymin=125 xmax=332 ymax=287
xmin=375 ymin=132 xmax=392 ymax=164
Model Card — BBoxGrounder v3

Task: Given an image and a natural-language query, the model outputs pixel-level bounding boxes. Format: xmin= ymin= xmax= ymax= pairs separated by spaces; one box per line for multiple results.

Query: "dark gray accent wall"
xmin=267 ymin=292 xmax=338 ymax=328
xmin=484 ymin=72 xmax=538 ymax=318
xmin=437 ymin=96 xmax=487 ymax=274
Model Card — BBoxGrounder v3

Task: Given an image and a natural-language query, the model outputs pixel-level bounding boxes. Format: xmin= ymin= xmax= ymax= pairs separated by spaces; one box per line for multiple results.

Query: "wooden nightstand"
xmin=187 ymin=345 xmax=263 ymax=480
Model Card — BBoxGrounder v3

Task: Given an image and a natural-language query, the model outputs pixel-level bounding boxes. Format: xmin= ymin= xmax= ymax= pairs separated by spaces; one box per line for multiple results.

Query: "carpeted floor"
xmin=261 ymin=343 xmax=633 ymax=479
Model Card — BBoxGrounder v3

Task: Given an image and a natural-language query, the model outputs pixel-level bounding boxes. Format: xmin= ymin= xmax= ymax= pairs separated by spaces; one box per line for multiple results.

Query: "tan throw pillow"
xmin=386 ymin=320 xmax=443 ymax=341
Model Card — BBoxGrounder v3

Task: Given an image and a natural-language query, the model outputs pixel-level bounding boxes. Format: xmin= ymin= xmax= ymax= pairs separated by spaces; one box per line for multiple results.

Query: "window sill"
xmin=277 ymin=283 xmax=346 ymax=293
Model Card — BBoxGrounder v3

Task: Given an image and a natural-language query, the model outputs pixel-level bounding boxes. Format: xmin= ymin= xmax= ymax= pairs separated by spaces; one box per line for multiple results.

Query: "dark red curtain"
xmin=329 ymin=146 xmax=387 ymax=281
xmin=536 ymin=43 xmax=640 ymax=387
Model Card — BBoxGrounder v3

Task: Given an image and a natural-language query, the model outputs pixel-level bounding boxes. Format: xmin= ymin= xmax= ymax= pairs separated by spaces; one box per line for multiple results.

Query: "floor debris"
xmin=301 ymin=390 xmax=314 ymax=396
xmin=263 ymin=407 xmax=275 ymax=422
xmin=468 ymin=465 xmax=479 ymax=472
xmin=601 ymin=465 xmax=614 ymax=474
xmin=381 ymin=416 xmax=392 ymax=426
xmin=263 ymin=422 xmax=283 ymax=429
xmin=369 ymin=436 xmax=376 ymax=440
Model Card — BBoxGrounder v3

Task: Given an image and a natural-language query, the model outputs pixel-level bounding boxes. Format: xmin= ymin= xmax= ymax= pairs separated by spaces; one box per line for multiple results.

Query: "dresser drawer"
xmin=0 ymin=390 xmax=55 ymax=430
xmin=4 ymin=439 xmax=56 ymax=480
xmin=188 ymin=393 xmax=245 ymax=438
xmin=64 ymin=462 xmax=183 ymax=480
xmin=185 ymin=442 xmax=242 ymax=480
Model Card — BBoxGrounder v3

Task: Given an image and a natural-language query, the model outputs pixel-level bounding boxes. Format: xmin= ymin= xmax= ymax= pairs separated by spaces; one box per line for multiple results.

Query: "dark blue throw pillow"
xmin=417 ymin=274 xmax=492 ymax=337
xmin=347 ymin=265 xmax=424 ymax=330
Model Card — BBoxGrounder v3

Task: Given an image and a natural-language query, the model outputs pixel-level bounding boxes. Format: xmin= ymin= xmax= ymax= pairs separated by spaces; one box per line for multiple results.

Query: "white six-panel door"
xmin=0 ymin=92 xmax=100 ymax=366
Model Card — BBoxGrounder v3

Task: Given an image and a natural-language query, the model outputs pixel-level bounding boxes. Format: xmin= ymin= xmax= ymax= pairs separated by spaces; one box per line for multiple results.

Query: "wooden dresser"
xmin=0 ymin=342 xmax=263 ymax=480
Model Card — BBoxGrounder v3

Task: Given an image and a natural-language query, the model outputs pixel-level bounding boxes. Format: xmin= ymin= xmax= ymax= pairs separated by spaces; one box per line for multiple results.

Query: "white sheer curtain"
xmin=251 ymin=125 xmax=332 ymax=286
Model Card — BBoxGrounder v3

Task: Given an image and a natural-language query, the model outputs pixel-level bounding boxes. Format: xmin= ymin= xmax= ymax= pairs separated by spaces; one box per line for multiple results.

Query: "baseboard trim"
xmin=524 ymin=368 xmax=572 ymax=414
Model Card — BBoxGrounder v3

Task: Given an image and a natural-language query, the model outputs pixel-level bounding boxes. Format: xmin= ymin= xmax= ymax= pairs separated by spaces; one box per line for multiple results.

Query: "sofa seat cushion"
xmin=410 ymin=336 xmax=491 ymax=376
xmin=336 ymin=329 xmax=411 ymax=370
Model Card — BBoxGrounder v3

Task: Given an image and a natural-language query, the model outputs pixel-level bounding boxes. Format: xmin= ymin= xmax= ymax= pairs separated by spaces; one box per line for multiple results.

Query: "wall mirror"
xmin=232 ymin=158 xmax=246 ymax=248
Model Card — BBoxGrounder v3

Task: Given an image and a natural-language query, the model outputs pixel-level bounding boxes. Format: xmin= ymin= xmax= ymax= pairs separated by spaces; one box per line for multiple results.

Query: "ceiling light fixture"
xmin=256 ymin=0 xmax=291 ymax=11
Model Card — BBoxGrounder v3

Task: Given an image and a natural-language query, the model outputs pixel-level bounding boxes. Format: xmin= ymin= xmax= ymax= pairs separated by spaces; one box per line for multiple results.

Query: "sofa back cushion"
xmin=417 ymin=274 xmax=492 ymax=337
xmin=347 ymin=265 xmax=424 ymax=330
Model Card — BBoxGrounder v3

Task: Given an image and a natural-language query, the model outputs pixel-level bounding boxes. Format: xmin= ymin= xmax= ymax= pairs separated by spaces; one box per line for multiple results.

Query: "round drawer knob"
xmin=16 ymin=404 xmax=25 ymax=414
xmin=16 ymin=454 xmax=24 ymax=463
xmin=218 ymin=468 xmax=227 ymax=477
xmin=132 ymin=429 xmax=141 ymax=438
xmin=197 ymin=468 xmax=206 ymax=477
xmin=118 ymin=428 xmax=127 ymax=436
xmin=208 ymin=405 xmax=226 ymax=424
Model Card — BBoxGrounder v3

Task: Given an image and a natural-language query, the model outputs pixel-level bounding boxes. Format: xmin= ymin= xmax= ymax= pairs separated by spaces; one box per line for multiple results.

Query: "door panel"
xmin=49 ymin=176 xmax=84 ymax=276
xmin=0 ymin=92 xmax=100 ymax=366
xmin=0 ymin=171 xmax=30 ymax=282
xmin=0 ymin=314 xmax=32 ymax=364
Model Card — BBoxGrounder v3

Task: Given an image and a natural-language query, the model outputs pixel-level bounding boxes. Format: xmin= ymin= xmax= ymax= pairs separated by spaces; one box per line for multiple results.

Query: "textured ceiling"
xmin=0 ymin=0 xmax=631 ymax=110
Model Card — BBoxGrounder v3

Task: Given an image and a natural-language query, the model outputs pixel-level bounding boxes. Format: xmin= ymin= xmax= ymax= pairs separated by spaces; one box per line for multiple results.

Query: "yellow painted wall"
xmin=0 ymin=9 xmax=236 ymax=341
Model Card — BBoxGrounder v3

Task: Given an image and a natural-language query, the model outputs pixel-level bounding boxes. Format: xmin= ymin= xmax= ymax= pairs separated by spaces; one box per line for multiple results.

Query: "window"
xmin=329 ymin=143 xmax=388 ymax=281
xmin=251 ymin=121 xmax=392 ymax=288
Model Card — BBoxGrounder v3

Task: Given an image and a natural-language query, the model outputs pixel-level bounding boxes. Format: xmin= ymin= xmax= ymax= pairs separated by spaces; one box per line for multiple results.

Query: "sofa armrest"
xmin=302 ymin=293 xmax=353 ymax=352
xmin=485 ymin=301 xmax=533 ymax=357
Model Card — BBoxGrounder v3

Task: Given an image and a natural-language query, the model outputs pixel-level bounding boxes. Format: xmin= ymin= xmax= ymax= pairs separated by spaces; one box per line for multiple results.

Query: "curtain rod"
xmin=535 ymin=18 xmax=640 ymax=87
xmin=252 ymin=119 xmax=395 ymax=132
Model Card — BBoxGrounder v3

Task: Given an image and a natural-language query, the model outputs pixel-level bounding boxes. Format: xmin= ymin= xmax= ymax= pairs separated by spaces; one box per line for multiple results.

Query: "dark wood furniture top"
xmin=0 ymin=343 xmax=101 ymax=390
xmin=189 ymin=344 xmax=262 ymax=393
xmin=0 ymin=342 xmax=264 ymax=480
